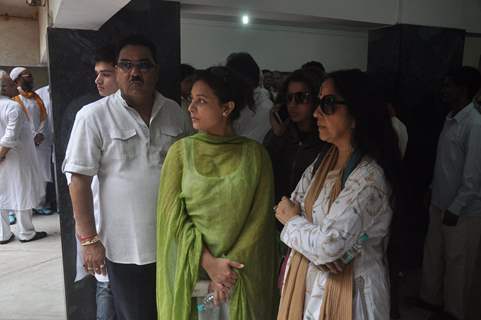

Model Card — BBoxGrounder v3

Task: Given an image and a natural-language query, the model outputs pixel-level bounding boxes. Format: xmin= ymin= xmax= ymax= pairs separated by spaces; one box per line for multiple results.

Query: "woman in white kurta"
xmin=275 ymin=69 xmax=402 ymax=320
xmin=280 ymin=157 xmax=392 ymax=319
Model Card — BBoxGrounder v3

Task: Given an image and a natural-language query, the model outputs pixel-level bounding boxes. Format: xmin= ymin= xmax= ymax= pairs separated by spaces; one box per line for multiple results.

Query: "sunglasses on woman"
xmin=286 ymin=92 xmax=312 ymax=105
xmin=316 ymin=94 xmax=347 ymax=115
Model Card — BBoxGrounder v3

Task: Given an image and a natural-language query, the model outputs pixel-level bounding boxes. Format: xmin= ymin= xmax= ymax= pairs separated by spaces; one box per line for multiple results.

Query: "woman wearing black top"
xmin=264 ymin=69 xmax=328 ymax=204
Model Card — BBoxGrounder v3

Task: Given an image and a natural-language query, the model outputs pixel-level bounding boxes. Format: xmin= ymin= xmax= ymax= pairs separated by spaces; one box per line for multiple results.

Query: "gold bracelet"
xmin=80 ymin=235 xmax=100 ymax=246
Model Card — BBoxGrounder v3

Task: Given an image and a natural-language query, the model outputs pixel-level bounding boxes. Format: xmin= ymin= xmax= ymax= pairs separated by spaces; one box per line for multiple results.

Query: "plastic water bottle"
xmin=197 ymin=292 xmax=218 ymax=313
xmin=340 ymin=233 xmax=369 ymax=264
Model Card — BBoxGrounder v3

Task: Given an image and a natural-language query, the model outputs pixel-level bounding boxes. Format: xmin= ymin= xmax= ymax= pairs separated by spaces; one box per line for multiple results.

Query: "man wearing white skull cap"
xmin=10 ymin=67 xmax=54 ymax=214
xmin=0 ymin=70 xmax=47 ymax=244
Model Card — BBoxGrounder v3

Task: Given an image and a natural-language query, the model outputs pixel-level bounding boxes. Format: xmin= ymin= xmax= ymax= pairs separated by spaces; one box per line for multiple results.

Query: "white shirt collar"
xmin=447 ymin=102 xmax=474 ymax=123
xmin=113 ymin=89 xmax=167 ymax=121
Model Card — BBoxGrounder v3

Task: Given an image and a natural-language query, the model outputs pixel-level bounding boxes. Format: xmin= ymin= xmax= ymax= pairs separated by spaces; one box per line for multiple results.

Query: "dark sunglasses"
xmin=116 ymin=60 xmax=155 ymax=72
xmin=316 ymin=94 xmax=347 ymax=115
xmin=286 ymin=92 xmax=312 ymax=105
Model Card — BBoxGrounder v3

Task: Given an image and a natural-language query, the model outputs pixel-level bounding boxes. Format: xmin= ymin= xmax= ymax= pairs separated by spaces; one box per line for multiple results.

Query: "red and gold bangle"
xmin=80 ymin=235 xmax=100 ymax=246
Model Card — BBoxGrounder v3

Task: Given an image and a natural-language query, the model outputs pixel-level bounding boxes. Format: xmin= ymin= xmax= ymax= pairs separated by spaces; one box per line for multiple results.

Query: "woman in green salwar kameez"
xmin=156 ymin=66 xmax=279 ymax=320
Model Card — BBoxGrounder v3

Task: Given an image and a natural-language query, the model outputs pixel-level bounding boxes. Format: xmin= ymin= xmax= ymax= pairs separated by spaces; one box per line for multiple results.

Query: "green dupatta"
xmin=156 ymin=133 xmax=279 ymax=320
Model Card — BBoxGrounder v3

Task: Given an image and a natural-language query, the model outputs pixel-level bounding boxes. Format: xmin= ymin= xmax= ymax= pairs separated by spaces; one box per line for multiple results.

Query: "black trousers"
xmin=106 ymin=259 xmax=157 ymax=320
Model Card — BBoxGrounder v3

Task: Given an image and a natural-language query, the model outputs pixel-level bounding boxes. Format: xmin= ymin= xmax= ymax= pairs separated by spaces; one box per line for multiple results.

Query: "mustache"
xmin=129 ymin=76 xmax=144 ymax=84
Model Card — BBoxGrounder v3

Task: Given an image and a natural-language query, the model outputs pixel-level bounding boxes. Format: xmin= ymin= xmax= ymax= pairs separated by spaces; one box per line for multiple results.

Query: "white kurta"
xmin=17 ymin=93 xmax=52 ymax=182
xmin=0 ymin=96 xmax=44 ymax=210
xmin=62 ymin=90 xmax=189 ymax=264
xmin=233 ymin=87 xmax=273 ymax=143
xmin=281 ymin=158 xmax=392 ymax=320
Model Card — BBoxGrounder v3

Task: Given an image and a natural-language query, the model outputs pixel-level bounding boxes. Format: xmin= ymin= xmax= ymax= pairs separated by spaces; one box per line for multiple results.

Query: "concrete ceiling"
xmin=49 ymin=0 xmax=383 ymax=32
xmin=180 ymin=4 xmax=385 ymax=32
xmin=52 ymin=0 xmax=130 ymax=30
xmin=0 ymin=0 xmax=385 ymax=32
xmin=0 ymin=0 xmax=38 ymax=19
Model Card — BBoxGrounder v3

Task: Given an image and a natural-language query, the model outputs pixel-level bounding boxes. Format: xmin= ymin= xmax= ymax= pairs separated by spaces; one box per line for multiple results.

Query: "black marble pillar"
xmin=47 ymin=1 xmax=180 ymax=319
xmin=368 ymin=24 xmax=465 ymax=268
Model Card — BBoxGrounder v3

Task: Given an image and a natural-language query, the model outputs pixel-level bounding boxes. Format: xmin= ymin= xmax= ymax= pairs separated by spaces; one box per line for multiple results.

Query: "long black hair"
xmin=192 ymin=66 xmax=254 ymax=122
xmin=324 ymin=69 xmax=402 ymax=213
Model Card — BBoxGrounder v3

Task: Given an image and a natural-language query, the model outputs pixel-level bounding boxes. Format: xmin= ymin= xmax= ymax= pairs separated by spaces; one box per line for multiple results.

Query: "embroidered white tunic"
xmin=281 ymin=158 xmax=392 ymax=320
xmin=0 ymin=96 xmax=43 ymax=210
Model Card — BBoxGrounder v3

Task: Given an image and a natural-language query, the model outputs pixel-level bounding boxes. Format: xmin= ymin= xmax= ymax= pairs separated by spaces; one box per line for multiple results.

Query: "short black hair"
xmin=94 ymin=45 xmax=116 ymax=65
xmin=116 ymin=34 xmax=157 ymax=63
xmin=225 ymin=52 xmax=260 ymax=89
xmin=447 ymin=66 xmax=481 ymax=101
xmin=192 ymin=66 xmax=254 ymax=121
xmin=181 ymin=64 xmax=196 ymax=81
xmin=302 ymin=61 xmax=325 ymax=74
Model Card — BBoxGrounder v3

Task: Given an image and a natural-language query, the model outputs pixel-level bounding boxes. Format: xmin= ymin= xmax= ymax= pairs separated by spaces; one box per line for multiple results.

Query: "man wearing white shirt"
xmin=226 ymin=52 xmax=273 ymax=143
xmin=10 ymin=67 xmax=51 ymax=213
xmin=0 ymin=70 xmax=47 ymax=244
xmin=63 ymin=35 xmax=189 ymax=319
xmin=35 ymin=85 xmax=56 ymax=214
xmin=421 ymin=67 xmax=481 ymax=320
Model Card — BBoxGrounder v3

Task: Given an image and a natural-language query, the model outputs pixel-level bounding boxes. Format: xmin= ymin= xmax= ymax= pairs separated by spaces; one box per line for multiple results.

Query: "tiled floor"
xmin=0 ymin=213 xmax=434 ymax=320
xmin=0 ymin=214 xmax=66 ymax=320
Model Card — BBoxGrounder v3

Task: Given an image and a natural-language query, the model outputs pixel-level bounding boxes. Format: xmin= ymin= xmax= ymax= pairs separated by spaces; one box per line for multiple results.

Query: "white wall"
xmin=399 ymin=0 xmax=481 ymax=33
xmin=181 ymin=19 xmax=368 ymax=72
xmin=0 ymin=17 xmax=40 ymax=66
xmin=463 ymin=36 xmax=481 ymax=69
xmin=38 ymin=5 xmax=49 ymax=64
xmin=181 ymin=0 xmax=481 ymax=32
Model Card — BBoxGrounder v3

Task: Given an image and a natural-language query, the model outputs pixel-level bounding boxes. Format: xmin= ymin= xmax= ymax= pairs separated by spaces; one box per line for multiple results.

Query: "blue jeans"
xmin=96 ymin=281 xmax=116 ymax=320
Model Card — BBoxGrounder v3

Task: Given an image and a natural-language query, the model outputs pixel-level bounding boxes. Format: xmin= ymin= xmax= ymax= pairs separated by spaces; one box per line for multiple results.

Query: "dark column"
xmin=367 ymin=24 xmax=465 ymax=268
xmin=47 ymin=1 xmax=180 ymax=319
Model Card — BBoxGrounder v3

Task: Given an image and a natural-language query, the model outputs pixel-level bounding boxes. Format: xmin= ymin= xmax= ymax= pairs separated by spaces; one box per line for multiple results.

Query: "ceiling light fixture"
xmin=242 ymin=14 xmax=250 ymax=25
xmin=26 ymin=0 xmax=47 ymax=7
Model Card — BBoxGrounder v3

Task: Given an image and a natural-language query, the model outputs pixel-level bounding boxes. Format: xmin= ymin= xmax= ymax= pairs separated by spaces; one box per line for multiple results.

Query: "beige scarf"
xmin=277 ymin=145 xmax=353 ymax=320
